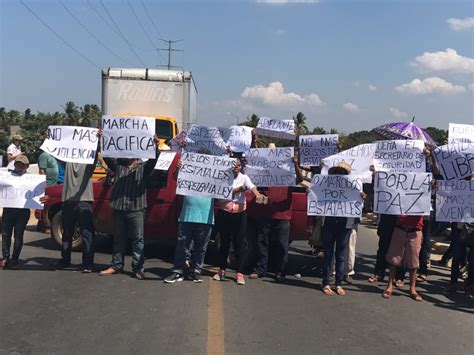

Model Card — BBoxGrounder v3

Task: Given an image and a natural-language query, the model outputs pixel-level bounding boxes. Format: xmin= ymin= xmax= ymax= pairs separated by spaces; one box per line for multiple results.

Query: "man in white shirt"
xmin=7 ymin=134 xmax=24 ymax=171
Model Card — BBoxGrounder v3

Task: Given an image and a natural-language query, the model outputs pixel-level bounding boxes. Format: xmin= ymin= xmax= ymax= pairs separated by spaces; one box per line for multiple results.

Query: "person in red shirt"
xmin=382 ymin=214 xmax=424 ymax=301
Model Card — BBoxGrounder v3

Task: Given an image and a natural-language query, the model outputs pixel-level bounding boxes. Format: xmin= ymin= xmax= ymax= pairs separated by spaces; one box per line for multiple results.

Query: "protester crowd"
xmin=1 ymin=120 xmax=473 ymax=304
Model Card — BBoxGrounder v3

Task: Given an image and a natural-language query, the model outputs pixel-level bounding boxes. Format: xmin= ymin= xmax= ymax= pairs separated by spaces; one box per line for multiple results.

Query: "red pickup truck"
xmin=43 ymin=157 xmax=313 ymax=268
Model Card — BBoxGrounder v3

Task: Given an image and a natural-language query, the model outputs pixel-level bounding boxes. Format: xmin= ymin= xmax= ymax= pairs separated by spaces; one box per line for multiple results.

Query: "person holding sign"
xmin=6 ymin=134 xmax=24 ymax=172
xmin=99 ymin=136 xmax=160 ymax=280
xmin=1 ymin=156 xmax=49 ymax=269
xmin=213 ymin=157 xmax=264 ymax=285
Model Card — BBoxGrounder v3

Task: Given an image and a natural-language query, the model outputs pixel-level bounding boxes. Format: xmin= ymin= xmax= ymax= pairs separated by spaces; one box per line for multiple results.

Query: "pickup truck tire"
xmin=51 ymin=210 xmax=83 ymax=250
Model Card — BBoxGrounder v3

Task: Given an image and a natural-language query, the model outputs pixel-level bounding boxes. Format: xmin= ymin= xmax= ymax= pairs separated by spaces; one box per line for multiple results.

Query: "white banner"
xmin=448 ymin=123 xmax=474 ymax=144
xmin=436 ymin=180 xmax=474 ymax=223
xmin=374 ymin=171 xmax=432 ymax=215
xmin=308 ymin=175 xmax=363 ymax=217
xmin=0 ymin=172 xmax=46 ymax=209
xmin=220 ymin=126 xmax=253 ymax=153
xmin=244 ymin=147 xmax=296 ymax=186
xmin=101 ymin=115 xmax=156 ymax=159
xmin=176 ymin=152 xmax=235 ymax=199
xmin=433 ymin=143 xmax=474 ymax=180
xmin=321 ymin=143 xmax=375 ymax=183
xmin=184 ymin=124 xmax=228 ymax=156
xmin=299 ymin=134 xmax=339 ymax=166
xmin=154 ymin=152 xmax=177 ymax=171
xmin=40 ymin=126 xmax=98 ymax=164
xmin=373 ymin=140 xmax=425 ymax=172
xmin=255 ymin=117 xmax=296 ymax=141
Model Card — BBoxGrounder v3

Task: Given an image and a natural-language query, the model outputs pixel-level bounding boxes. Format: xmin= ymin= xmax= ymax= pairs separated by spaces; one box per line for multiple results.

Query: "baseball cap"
xmin=12 ymin=134 xmax=23 ymax=141
xmin=14 ymin=155 xmax=29 ymax=166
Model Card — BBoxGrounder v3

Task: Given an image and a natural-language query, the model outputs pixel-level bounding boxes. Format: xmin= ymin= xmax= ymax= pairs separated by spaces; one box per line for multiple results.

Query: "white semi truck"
xmin=101 ymin=67 xmax=198 ymax=133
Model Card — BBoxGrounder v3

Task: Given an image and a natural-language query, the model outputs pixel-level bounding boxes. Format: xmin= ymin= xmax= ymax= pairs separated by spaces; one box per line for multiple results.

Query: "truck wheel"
xmin=50 ymin=210 xmax=83 ymax=250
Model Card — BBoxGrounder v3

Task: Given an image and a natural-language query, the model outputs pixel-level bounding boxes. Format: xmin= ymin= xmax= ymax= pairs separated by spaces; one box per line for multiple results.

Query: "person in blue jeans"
xmin=321 ymin=161 xmax=365 ymax=296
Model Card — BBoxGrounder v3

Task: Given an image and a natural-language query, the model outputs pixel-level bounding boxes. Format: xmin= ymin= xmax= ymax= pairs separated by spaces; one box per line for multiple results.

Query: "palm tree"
xmin=293 ymin=112 xmax=308 ymax=135
xmin=312 ymin=126 xmax=326 ymax=134
xmin=243 ymin=113 xmax=260 ymax=127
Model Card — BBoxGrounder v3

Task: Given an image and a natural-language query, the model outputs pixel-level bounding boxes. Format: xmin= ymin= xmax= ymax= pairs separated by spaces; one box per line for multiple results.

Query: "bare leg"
xmin=409 ymin=268 xmax=417 ymax=294
xmin=383 ymin=265 xmax=397 ymax=298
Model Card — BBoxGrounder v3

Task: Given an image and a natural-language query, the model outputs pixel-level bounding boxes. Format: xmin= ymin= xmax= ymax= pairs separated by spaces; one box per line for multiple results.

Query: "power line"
xmin=140 ymin=0 xmax=164 ymax=39
xmin=127 ymin=0 xmax=155 ymax=50
xmin=20 ymin=0 xmax=100 ymax=69
xmin=99 ymin=0 xmax=147 ymax=67
xmin=59 ymin=0 xmax=131 ymax=65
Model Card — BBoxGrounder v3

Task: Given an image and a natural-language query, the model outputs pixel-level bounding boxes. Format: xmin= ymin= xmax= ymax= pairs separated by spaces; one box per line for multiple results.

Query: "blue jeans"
xmin=2 ymin=208 xmax=30 ymax=260
xmin=172 ymin=222 xmax=212 ymax=274
xmin=322 ymin=223 xmax=351 ymax=286
xmin=111 ymin=209 xmax=145 ymax=272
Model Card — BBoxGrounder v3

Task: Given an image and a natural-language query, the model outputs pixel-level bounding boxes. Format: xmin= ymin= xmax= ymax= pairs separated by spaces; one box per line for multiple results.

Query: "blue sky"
xmin=1 ymin=0 xmax=473 ymax=132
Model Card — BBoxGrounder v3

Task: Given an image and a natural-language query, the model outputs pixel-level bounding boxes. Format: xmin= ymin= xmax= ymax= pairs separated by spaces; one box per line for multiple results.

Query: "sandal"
xmin=335 ymin=286 xmax=346 ymax=296
xmin=410 ymin=292 xmax=423 ymax=302
xmin=322 ymin=285 xmax=335 ymax=296
xmin=382 ymin=289 xmax=392 ymax=299
xmin=416 ymin=274 xmax=427 ymax=282
xmin=368 ymin=275 xmax=382 ymax=283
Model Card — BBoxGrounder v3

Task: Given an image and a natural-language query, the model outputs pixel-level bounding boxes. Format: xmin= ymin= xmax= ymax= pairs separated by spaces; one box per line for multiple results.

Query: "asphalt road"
xmin=1 ymin=220 xmax=472 ymax=355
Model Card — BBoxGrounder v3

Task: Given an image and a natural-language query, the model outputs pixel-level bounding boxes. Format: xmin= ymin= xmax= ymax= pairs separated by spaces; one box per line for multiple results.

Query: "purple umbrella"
xmin=372 ymin=118 xmax=437 ymax=148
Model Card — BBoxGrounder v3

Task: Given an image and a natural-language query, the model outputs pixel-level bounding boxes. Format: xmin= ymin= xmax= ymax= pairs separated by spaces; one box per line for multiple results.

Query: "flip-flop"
xmin=322 ymin=285 xmax=335 ymax=296
xmin=336 ymin=286 xmax=346 ymax=296
xmin=410 ymin=293 xmax=423 ymax=302
xmin=382 ymin=289 xmax=392 ymax=299
xmin=368 ymin=275 xmax=383 ymax=283
xmin=416 ymin=274 xmax=427 ymax=282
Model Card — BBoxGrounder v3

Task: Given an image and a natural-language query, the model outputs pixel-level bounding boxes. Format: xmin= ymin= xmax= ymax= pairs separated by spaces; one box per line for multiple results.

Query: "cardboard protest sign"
xmin=244 ymin=147 xmax=296 ymax=186
xmin=433 ymin=143 xmax=474 ymax=180
xmin=308 ymin=175 xmax=363 ymax=217
xmin=436 ymin=180 xmax=474 ymax=223
xmin=255 ymin=117 xmax=295 ymax=141
xmin=184 ymin=124 xmax=228 ymax=156
xmin=373 ymin=140 xmax=425 ymax=173
xmin=176 ymin=152 xmax=235 ymax=199
xmin=448 ymin=123 xmax=474 ymax=144
xmin=0 ymin=172 xmax=46 ymax=209
xmin=321 ymin=143 xmax=375 ymax=183
xmin=101 ymin=115 xmax=156 ymax=159
xmin=154 ymin=152 xmax=177 ymax=171
xmin=220 ymin=126 xmax=253 ymax=153
xmin=299 ymin=134 xmax=339 ymax=166
xmin=169 ymin=131 xmax=187 ymax=152
xmin=40 ymin=126 xmax=98 ymax=164
xmin=374 ymin=171 xmax=432 ymax=215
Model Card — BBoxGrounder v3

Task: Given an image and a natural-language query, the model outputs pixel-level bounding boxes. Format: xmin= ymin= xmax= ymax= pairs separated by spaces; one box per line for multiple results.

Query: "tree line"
xmin=1 ymin=103 xmax=447 ymax=164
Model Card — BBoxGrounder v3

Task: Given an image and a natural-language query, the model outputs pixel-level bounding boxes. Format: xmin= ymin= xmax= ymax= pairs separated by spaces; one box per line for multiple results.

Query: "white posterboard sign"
xmin=433 ymin=143 xmax=474 ymax=180
xmin=374 ymin=171 xmax=432 ymax=215
xmin=101 ymin=115 xmax=156 ymax=159
xmin=184 ymin=124 xmax=228 ymax=156
xmin=40 ymin=126 xmax=98 ymax=164
xmin=373 ymin=140 xmax=426 ymax=172
xmin=321 ymin=143 xmax=375 ymax=183
xmin=255 ymin=117 xmax=296 ymax=141
xmin=436 ymin=180 xmax=474 ymax=223
xmin=220 ymin=126 xmax=253 ymax=153
xmin=448 ymin=123 xmax=474 ymax=144
xmin=176 ymin=152 xmax=235 ymax=199
xmin=299 ymin=134 xmax=339 ymax=167
xmin=0 ymin=172 xmax=46 ymax=209
xmin=308 ymin=175 xmax=363 ymax=217
xmin=244 ymin=147 xmax=296 ymax=186
xmin=154 ymin=152 xmax=177 ymax=171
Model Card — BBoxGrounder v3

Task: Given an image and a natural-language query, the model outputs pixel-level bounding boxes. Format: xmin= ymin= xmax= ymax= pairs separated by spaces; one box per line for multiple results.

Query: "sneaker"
xmin=213 ymin=269 xmax=226 ymax=281
xmin=236 ymin=272 xmax=245 ymax=285
xmin=189 ymin=272 xmax=203 ymax=283
xmin=275 ymin=273 xmax=285 ymax=283
xmin=134 ymin=271 xmax=146 ymax=280
xmin=51 ymin=259 xmax=71 ymax=270
xmin=343 ymin=275 xmax=354 ymax=285
xmin=0 ymin=258 xmax=9 ymax=269
xmin=249 ymin=272 xmax=262 ymax=280
xmin=164 ymin=272 xmax=184 ymax=283
xmin=81 ymin=266 xmax=93 ymax=274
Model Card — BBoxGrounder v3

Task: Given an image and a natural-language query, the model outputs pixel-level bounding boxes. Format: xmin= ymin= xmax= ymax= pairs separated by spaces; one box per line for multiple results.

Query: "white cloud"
xmin=275 ymin=29 xmax=287 ymax=36
xmin=241 ymin=81 xmax=324 ymax=106
xmin=396 ymin=77 xmax=466 ymax=95
xmin=389 ymin=107 xmax=408 ymax=119
xmin=256 ymin=0 xmax=320 ymax=4
xmin=469 ymin=83 xmax=474 ymax=91
xmin=413 ymin=48 xmax=474 ymax=74
xmin=343 ymin=102 xmax=359 ymax=112
xmin=447 ymin=17 xmax=474 ymax=31
xmin=368 ymin=84 xmax=377 ymax=91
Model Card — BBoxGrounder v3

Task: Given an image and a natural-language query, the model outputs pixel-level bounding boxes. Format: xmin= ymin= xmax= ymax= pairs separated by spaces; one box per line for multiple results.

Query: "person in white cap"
xmin=6 ymin=134 xmax=24 ymax=171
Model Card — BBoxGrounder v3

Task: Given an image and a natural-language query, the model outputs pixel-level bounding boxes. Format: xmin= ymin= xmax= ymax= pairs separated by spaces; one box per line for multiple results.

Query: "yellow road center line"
xmin=207 ymin=278 xmax=225 ymax=355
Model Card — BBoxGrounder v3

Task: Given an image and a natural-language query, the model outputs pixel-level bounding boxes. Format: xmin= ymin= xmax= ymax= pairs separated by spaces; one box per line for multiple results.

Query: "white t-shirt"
xmin=230 ymin=172 xmax=256 ymax=205
xmin=7 ymin=143 xmax=21 ymax=170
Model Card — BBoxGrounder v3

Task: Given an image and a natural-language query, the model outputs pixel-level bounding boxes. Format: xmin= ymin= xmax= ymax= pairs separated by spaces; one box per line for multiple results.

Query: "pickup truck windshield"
xmin=156 ymin=120 xmax=173 ymax=140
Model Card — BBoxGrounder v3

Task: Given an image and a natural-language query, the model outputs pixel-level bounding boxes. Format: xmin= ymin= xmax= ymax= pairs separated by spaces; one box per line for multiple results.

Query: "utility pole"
xmin=158 ymin=38 xmax=183 ymax=70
